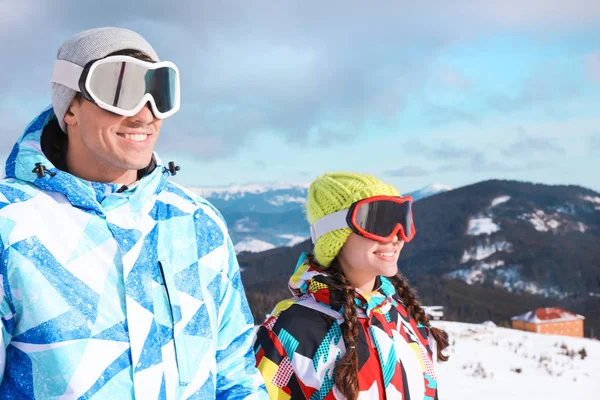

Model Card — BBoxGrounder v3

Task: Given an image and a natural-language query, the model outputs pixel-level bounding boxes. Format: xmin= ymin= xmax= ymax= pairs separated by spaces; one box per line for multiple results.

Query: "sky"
xmin=1 ymin=0 xmax=599 ymax=193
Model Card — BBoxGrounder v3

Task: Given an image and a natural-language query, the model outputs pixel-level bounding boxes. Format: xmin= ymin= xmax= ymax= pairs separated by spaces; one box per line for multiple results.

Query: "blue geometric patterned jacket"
xmin=0 ymin=108 xmax=268 ymax=399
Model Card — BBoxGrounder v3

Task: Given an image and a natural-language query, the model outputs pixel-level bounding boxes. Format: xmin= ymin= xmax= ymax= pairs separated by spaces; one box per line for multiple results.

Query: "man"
xmin=0 ymin=27 xmax=267 ymax=399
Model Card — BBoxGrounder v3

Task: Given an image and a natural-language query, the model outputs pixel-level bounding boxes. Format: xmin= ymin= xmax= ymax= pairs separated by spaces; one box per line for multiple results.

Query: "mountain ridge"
xmin=236 ymin=179 xmax=600 ymax=337
xmin=190 ymin=181 xmax=453 ymax=252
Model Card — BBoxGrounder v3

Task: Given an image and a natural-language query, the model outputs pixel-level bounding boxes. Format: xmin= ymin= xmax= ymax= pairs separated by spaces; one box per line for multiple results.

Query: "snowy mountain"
xmin=416 ymin=183 xmax=600 ymax=299
xmin=233 ymin=234 xmax=307 ymax=254
xmin=238 ymin=179 xmax=600 ymax=337
xmin=434 ymin=321 xmax=600 ymax=399
xmin=233 ymin=238 xmax=276 ymax=254
xmin=409 ymin=183 xmax=453 ymax=201
xmin=189 ymin=182 xmax=451 ymax=253
xmin=193 ymin=182 xmax=309 ymax=198
xmin=189 ymin=183 xmax=309 ymax=213
xmin=191 ymin=182 xmax=450 ymax=212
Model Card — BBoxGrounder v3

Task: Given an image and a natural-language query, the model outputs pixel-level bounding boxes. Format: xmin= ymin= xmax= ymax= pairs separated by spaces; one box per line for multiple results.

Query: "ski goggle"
xmin=310 ymin=195 xmax=416 ymax=244
xmin=51 ymin=55 xmax=180 ymax=119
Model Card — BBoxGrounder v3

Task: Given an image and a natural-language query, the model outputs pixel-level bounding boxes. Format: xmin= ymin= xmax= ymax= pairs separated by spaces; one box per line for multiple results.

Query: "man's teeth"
xmin=375 ymin=251 xmax=395 ymax=257
xmin=121 ymin=133 xmax=147 ymax=142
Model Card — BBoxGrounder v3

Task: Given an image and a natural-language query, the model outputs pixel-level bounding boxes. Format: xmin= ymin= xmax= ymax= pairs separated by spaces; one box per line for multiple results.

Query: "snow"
xmin=556 ymin=204 xmax=576 ymax=215
xmin=519 ymin=284 xmax=568 ymax=299
xmin=434 ymin=321 xmax=600 ymax=399
xmin=467 ymin=216 xmax=500 ymax=236
xmin=446 ymin=265 xmax=569 ymax=298
xmin=422 ymin=183 xmax=454 ymax=193
xmin=267 ymin=195 xmax=306 ymax=206
xmin=525 ymin=210 xmax=570 ymax=232
xmin=189 ymin=182 xmax=310 ymax=199
xmin=408 ymin=183 xmax=453 ymax=201
xmin=447 ymin=267 xmax=485 ymax=284
xmin=480 ymin=320 xmax=497 ymax=328
xmin=494 ymin=267 xmax=569 ymax=298
xmin=491 ymin=195 xmax=511 ymax=207
xmin=519 ymin=210 xmax=585 ymax=234
xmin=233 ymin=217 xmax=253 ymax=232
xmin=483 ymin=260 xmax=506 ymax=269
xmin=446 ymin=260 xmax=505 ymax=284
xmin=234 ymin=238 xmax=275 ymax=253
xmin=581 ymin=195 xmax=600 ymax=204
xmin=461 ymin=241 xmax=511 ymax=263
xmin=581 ymin=195 xmax=600 ymax=211
xmin=529 ymin=210 xmax=549 ymax=232
xmin=527 ymin=210 xmax=562 ymax=232
xmin=546 ymin=219 xmax=561 ymax=229
xmin=278 ymin=234 xmax=308 ymax=247
xmin=512 ymin=308 xmax=584 ymax=324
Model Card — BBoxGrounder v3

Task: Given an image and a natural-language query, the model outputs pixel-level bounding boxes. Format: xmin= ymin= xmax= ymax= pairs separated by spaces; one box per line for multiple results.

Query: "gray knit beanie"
xmin=51 ymin=27 xmax=160 ymax=133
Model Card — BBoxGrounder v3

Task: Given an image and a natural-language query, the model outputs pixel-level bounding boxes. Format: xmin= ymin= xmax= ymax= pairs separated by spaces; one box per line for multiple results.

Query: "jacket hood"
xmin=4 ymin=107 xmax=170 ymax=215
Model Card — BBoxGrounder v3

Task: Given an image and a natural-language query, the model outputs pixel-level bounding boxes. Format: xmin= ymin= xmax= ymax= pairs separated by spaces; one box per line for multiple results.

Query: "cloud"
xmin=584 ymin=53 xmax=600 ymax=86
xmin=435 ymin=153 xmax=503 ymax=173
xmin=424 ymin=103 xmax=481 ymax=126
xmin=436 ymin=163 xmax=463 ymax=173
xmin=2 ymin=0 xmax=600 ymax=161
xmin=432 ymin=142 xmax=554 ymax=174
xmin=590 ymin=133 xmax=600 ymax=155
xmin=432 ymin=145 xmax=473 ymax=159
xmin=502 ymin=128 xmax=565 ymax=158
xmin=437 ymin=66 xmax=472 ymax=91
xmin=470 ymin=152 xmax=516 ymax=172
xmin=408 ymin=140 xmax=474 ymax=160
xmin=436 ymin=152 xmax=550 ymax=173
xmin=315 ymin=126 xmax=361 ymax=147
xmin=386 ymin=166 xmax=430 ymax=177
xmin=485 ymin=61 xmax=582 ymax=118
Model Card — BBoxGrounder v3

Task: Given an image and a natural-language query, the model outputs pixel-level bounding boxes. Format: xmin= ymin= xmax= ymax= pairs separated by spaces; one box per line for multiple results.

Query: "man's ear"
xmin=63 ymin=100 xmax=79 ymax=129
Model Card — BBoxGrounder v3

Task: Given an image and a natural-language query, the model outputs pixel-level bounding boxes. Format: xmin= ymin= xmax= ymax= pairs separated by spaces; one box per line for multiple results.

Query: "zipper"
xmin=158 ymin=261 xmax=173 ymax=318
xmin=158 ymin=261 xmax=182 ymax=377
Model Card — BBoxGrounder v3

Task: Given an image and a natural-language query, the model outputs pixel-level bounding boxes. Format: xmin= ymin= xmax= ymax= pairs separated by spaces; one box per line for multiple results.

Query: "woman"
xmin=254 ymin=172 xmax=448 ymax=399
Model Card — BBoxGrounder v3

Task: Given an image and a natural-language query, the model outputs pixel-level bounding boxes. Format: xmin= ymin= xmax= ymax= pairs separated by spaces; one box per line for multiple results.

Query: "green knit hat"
xmin=306 ymin=172 xmax=400 ymax=267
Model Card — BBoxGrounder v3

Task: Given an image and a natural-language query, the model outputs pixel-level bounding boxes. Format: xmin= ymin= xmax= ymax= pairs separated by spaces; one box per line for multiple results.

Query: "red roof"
xmin=536 ymin=308 xmax=576 ymax=321
xmin=511 ymin=307 xmax=585 ymax=323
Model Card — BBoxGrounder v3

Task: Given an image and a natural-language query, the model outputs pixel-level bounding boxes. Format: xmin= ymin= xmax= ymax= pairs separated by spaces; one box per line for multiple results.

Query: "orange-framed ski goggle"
xmin=310 ymin=195 xmax=416 ymax=244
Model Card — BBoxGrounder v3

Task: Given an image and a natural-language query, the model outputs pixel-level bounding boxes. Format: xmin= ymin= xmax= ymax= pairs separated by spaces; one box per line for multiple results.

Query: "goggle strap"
xmin=310 ymin=209 xmax=349 ymax=244
xmin=50 ymin=60 xmax=83 ymax=92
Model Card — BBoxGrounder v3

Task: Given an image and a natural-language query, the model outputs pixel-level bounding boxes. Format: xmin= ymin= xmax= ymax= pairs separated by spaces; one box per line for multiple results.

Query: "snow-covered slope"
xmin=441 ymin=187 xmax=600 ymax=298
xmin=434 ymin=321 xmax=600 ymax=399
xmin=234 ymin=238 xmax=276 ymax=253
xmin=408 ymin=183 xmax=453 ymax=201
xmin=190 ymin=183 xmax=310 ymax=201
xmin=190 ymin=182 xmax=452 ymax=252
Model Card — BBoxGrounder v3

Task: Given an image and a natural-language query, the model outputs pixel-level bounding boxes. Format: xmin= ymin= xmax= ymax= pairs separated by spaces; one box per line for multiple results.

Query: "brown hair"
xmin=328 ymin=262 xmax=360 ymax=399
xmin=327 ymin=260 xmax=449 ymax=400
xmin=42 ymin=49 xmax=154 ymax=170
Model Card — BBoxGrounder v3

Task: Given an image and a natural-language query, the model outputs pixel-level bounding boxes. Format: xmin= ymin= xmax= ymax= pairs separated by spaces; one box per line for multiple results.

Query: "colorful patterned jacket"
xmin=0 ymin=108 xmax=268 ymax=399
xmin=254 ymin=253 xmax=438 ymax=399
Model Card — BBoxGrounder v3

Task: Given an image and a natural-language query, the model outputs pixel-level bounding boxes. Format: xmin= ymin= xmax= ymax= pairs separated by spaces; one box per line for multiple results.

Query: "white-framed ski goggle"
xmin=51 ymin=55 xmax=180 ymax=119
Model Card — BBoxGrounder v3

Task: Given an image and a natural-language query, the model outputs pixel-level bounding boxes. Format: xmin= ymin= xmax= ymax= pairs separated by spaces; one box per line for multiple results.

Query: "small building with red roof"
xmin=511 ymin=307 xmax=585 ymax=337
